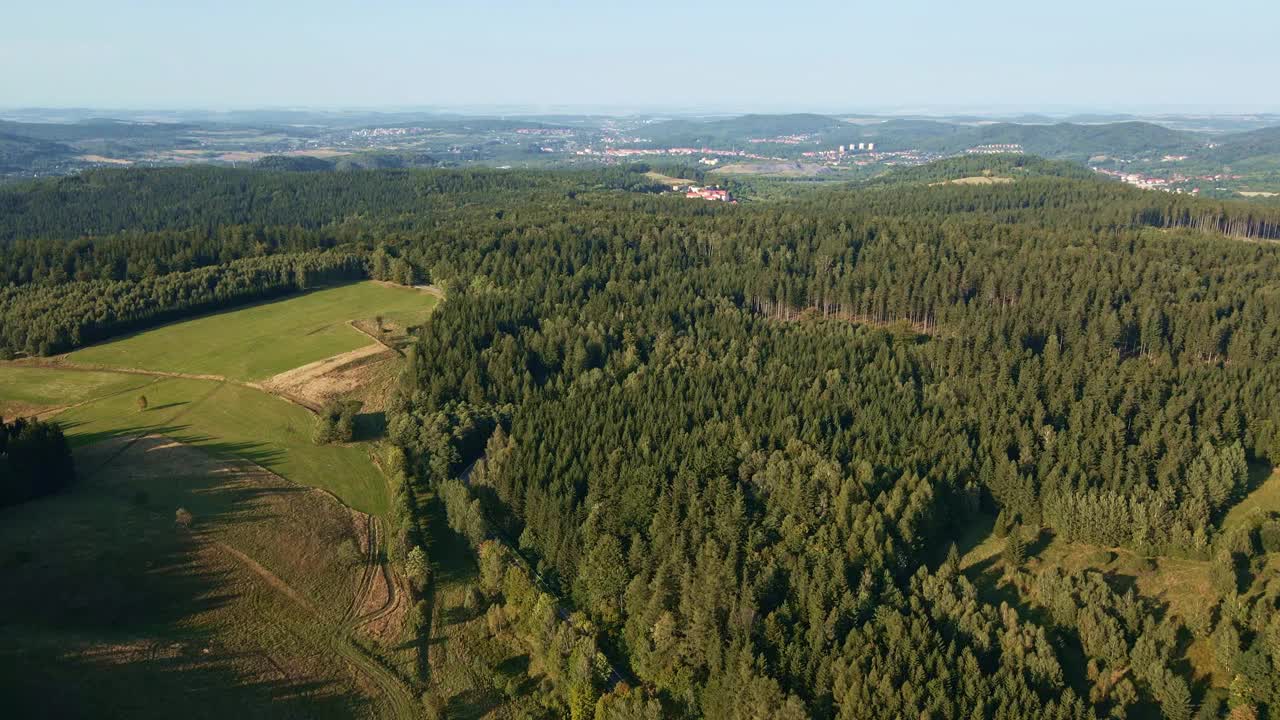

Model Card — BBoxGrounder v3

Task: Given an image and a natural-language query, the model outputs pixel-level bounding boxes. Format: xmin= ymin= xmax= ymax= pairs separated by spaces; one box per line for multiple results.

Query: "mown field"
xmin=55 ymin=377 xmax=390 ymax=517
xmin=67 ymin=282 xmax=438 ymax=381
xmin=0 ymin=435 xmax=400 ymax=719
xmin=0 ymin=365 xmax=152 ymax=416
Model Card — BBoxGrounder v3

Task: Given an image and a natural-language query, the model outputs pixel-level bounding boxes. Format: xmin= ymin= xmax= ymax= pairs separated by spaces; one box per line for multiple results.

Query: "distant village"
xmin=336 ymin=124 xmax=1254 ymax=198
xmin=673 ymin=184 xmax=735 ymax=202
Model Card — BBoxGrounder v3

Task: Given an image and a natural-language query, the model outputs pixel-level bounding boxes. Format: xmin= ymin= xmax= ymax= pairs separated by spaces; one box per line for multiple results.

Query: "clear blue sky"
xmin=3 ymin=0 xmax=1275 ymax=112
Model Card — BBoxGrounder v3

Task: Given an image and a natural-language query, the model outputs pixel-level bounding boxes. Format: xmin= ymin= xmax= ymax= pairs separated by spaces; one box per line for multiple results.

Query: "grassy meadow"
xmin=67 ymin=282 xmax=438 ymax=381
xmin=56 ymin=377 xmax=390 ymax=517
xmin=0 ymin=365 xmax=152 ymax=416
xmin=0 ymin=435 xmax=390 ymax=719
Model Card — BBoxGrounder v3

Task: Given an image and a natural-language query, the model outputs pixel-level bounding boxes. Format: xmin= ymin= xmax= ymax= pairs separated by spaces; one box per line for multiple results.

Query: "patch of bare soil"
xmin=258 ymin=344 xmax=396 ymax=410
xmin=357 ymin=570 xmax=410 ymax=647
xmin=77 ymin=154 xmax=132 ymax=165
xmin=0 ymin=400 xmax=58 ymax=419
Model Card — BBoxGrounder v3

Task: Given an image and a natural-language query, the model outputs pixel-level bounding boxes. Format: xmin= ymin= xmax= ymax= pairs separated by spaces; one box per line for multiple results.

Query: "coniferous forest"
xmin=4 ymin=161 xmax=1280 ymax=719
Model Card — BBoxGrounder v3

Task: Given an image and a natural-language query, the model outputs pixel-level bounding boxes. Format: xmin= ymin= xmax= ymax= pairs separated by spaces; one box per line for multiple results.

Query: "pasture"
xmin=0 ymin=365 xmax=151 ymax=417
xmin=67 ymin=282 xmax=438 ymax=382
xmin=56 ymin=377 xmax=390 ymax=517
xmin=0 ymin=435 xmax=400 ymax=719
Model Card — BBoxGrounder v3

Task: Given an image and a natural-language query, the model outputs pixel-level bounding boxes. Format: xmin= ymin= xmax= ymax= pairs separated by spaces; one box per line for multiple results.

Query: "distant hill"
xmin=862 ymin=154 xmax=1097 ymax=187
xmin=637 ymin=113 xmax=850 ymax=146
xmin=252 ymin=155 xmax=335 ymax=172
xmin=0 ymin=133 xmax=76 ymax=174
xmin=1199 ymin=126 xmax=1280 ymax=164
xmin=842 ymin=119 xmax=971 ymax=151
xmin=926 ymin=121 xmax=1204 ymax=160
xmin=629 ymin=114 xmax=1206 ymax=160
xmin=0 ymin=119 xmax=194 ymax=143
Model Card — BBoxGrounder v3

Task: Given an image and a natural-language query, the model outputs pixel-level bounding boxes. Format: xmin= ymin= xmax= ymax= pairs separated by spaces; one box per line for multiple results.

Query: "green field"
xmin=68 ymin=282 xmax=438 ymax=381
xmin=0 ymin=434 xmax=400 ymax=719
xmin=57 ymin=377 xmax=390 ymax=517
xmin=0 ymin=365 xmax=152 ymax=415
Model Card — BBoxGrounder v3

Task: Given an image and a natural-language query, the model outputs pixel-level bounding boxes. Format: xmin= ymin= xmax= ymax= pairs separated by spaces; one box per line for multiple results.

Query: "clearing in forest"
xmin=0 ymin=365 xmax=152 ymax=418
xmin=1222 ymin=464 xmax=1280 ymax=534
xmin=66 ymin=281 xmax=437 ymax=382
xmin=55 ymin=377 xmax=390 ymax=517
xmin=0 ymin=436 xmax=411 ymax=719
xmin=415 ymin=491 xmax=551 ymax=719
xmin=962 ymin=464 xmax=1278 ymax=694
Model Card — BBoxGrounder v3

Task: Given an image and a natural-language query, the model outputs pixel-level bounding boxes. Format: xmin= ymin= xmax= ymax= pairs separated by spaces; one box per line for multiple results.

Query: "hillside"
xmin=0 ymin=132 xmax=75 ymax=174
xmin=1202 ymin=126 xmax=1280 ymax=164
xmin=637 ymin=112 xmax=850 ymax=145
xmin=947 ymin=120 xmax=1203 ymax=159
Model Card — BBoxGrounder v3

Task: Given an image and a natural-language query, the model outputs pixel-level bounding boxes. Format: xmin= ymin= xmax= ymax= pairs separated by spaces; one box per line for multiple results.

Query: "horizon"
xmin=5 ymin=104 xmax=1280 ymax=121
xmin=4 ymin=0 xmax=1276 ymax=111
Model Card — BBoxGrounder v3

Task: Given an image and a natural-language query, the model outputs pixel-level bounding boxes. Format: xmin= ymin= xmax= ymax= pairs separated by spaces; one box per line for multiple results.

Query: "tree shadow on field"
xmin=144 ymin=401 xmax=189 ymax=413
xmin=352 ymin=411 xmax=386 ymax=441
xmin=444 ymin=687 xmax=501 ymax=720
xmin=0 ymin=433 xmax=372 ymax=719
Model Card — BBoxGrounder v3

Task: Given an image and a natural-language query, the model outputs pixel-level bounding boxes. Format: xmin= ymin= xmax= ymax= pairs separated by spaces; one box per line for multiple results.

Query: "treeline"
xmin=0 ymin=251 xmax=365 ymax=356
xmin=0 ymin=165 xmax=668 ymax=243
xmin=862 ymin=153 xmax=1097 ymax=186
xmin=0 ymin=224 xmax=343 ymax=287
xmin=1 ymin=417 xmax=75 ymax=508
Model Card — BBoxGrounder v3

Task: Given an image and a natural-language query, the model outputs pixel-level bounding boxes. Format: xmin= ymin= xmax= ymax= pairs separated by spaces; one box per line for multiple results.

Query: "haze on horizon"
xmin=3 ymin=0 xmax=1277 ymax=114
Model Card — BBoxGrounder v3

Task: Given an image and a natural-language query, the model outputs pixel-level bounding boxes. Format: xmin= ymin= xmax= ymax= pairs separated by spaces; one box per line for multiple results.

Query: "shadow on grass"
xmin=965 ymin=538 xmax=1094 ymax=707
xmin=444 ymin=687 xmax=501 ymax=720
xmin=0 ymin=439 xmax=368 ymax=719
xmin=143 ymin=401 xmax=189 ymax=413
xmin=353 ymin=411 xmax=386 ymax=442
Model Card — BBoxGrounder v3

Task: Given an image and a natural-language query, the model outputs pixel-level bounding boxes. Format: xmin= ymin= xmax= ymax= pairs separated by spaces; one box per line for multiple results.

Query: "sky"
xmin=3 ymin=0 xmax=1277 ymax=113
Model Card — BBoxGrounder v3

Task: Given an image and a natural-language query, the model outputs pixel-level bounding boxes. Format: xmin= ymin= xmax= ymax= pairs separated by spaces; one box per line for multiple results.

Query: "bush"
xmin=1258 ymin=519 xmax=1280 ymax=554
xmin=314 ymin=399 xmax=363 ymax=444
xmin=337 ymin=539 xmax=362 ymax=567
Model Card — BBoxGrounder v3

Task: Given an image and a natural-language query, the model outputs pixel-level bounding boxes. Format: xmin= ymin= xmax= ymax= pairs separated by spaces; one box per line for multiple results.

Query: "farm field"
xmin=55 ymin=377 xmax=391 ymax=517
xmin=0 ymin=365 xmax=152 ymax=417
xmin=67 ymin=282 xmax=438 ymax=382
xmin=0 ymin=434 xmax=405 ymax=719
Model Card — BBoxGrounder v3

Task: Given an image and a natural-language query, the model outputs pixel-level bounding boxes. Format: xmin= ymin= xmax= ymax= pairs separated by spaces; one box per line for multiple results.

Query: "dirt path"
xmin=345 ymin=514 xmax=380 ymax=624
xmin=83 ymin=432 xmax=419 ymax=718
xmin=212 ymin=540 xmax=320 ymax=615
xmin=215 ymin=535 xmax=418 ymax=720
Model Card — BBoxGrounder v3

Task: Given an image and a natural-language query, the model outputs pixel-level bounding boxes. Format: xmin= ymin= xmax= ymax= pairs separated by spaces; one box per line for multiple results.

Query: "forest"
xmin=3 ymin=161 xmax=1280 ymax=719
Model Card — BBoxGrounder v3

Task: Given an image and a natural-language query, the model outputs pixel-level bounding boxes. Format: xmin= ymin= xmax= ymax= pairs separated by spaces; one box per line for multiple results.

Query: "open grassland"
xmin=0 ymin=365 xmax=151 ymax=417
xmin=57 ymin=377 xmax=390 ymax=517
xmin=68 ymin=282 xmax=438 ymax=382
xmin=1223 ymin=464 xmax=1280 ymax=534
xmin=0 ymin=437 xmax=409 ymax=719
